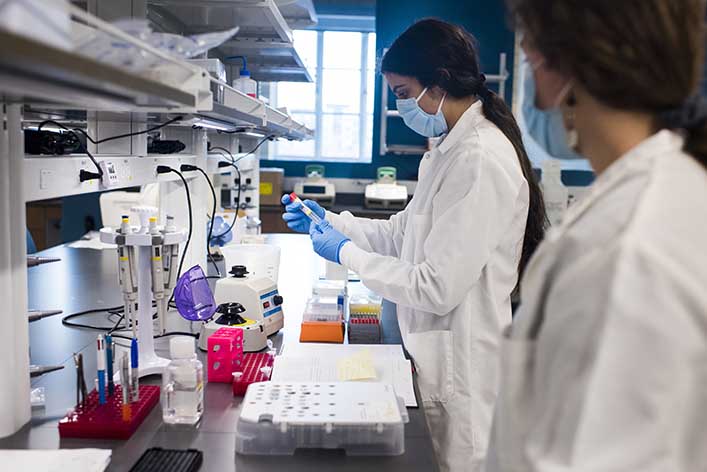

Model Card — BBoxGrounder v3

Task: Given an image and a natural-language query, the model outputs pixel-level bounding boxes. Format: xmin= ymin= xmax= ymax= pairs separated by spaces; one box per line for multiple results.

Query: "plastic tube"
xmin=289 ymin=192 xmax=322 ymax=224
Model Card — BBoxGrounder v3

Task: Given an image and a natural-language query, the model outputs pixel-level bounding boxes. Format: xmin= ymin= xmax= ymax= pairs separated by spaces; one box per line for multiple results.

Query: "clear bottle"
xmin=162 ymin=337 xmax=204 ymax=425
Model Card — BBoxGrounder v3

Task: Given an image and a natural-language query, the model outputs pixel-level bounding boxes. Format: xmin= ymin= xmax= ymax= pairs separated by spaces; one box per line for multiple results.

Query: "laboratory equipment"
xmin=235 ymin=382 xmax=409 ymax=456
xmin=130 ymin=448 xmax=204 ymax=472
xmin=213 ymin=265 xmax=284 ymax=337
xmin=365 ymin=167 xmax=408 ymax=210
xmin=29 ymin=365 xmax=64 ymax=377
xmin=206 ymin=327 xmax=244 ymax=383
xmin=174 ymin=265 xmax=218 ymax=322
xmin=312 ymin=280 xmax=347 ymax=298
xmin=27 ymin=309 xmax=62 ymax=322
xmin=232 ymin=350 xmax=276 ymax=396
xmin=220 ymin=243 xmax=281 ymax=282
xmin=162 ymin=337 xmax=204 ymax=426
xmin=26 ymin=255 xmax=60 ymax=267
xmin=541 ymin=159 xmax=569 ymax=226
xmin=303 ymin=296 xmax=344 ymax=322
xmin=74 ymin=353 xmax=88 ymax=407
xmin=300 ymin=296 xmax=345 ymax=343
xmin=230 ymin=56 xmax=257 ymax=98
xmin=293 ymin=165 xmax=336 ymax=207
xmin=198 ymin=302 xmax=267 ymax=353
xmin=121 ymin=354 xmax=130 ymax=421
xmin=348 ymin=297 xmax=382 ymax=344
xmin=58 ymin=385 xmax=161 ymax=439
xmin=288 ymin=192 xmax=322 ymax=224
xmin=131 ymin=339 xmax=140 ymax=402
xmin=100 ymin=208 xmax=187 ymax=377
xmin=105 ymin=335 xmax=115 ymax=396
xmin=97 ymin=335 xmax=106 ymax=405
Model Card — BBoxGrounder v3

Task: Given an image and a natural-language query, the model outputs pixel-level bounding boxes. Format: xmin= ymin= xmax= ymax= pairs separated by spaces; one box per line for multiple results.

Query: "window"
xmin=266 ymin=30 xmax=377 ymax=163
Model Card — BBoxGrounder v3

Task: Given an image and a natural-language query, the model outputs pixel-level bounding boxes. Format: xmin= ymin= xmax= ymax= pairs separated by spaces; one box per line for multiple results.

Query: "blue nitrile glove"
xmin=309 ymin=220 xmax=351 ymax=264
xmin=281 ymin=194 xmax=326 ymax=233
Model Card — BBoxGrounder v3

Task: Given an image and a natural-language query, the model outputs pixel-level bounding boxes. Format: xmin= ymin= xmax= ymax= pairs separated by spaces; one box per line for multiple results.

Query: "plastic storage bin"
xmin=235 ymin=382 xmax=408 ymax=456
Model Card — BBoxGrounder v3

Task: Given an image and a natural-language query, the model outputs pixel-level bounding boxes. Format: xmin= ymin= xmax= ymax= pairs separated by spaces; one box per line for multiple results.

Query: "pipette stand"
xmin=100 ymin=224 xmax=186 ymax=379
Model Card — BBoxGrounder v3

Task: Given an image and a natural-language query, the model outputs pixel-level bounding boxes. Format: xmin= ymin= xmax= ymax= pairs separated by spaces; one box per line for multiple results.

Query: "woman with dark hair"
xmin=485 ymin=1 xmax=707 ymax=471
xmin=283 ymin=19 xmax=546 ymax=471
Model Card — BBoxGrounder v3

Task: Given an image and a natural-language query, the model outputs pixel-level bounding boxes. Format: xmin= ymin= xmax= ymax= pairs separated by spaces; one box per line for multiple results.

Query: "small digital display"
xmin=303 ymin=185 xmax=326 ymax=195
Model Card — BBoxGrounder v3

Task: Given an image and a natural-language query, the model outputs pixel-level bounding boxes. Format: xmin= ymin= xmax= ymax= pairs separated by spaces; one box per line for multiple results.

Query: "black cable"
xmin=209 ymin=146 xmax=235 ymax=163
xmin=75 ymin=116 xmax=184 ymax=145
xmin=181 ymin=164 xmax=221 ymax=277
xmin=61 ymin=306 xmax=124 ymax=330
xmin=37 ymin=120 xmax=103 ymax=181
xmin=157 ymin=166 xmax=193 ymax=304
xmin=233 ymin=135 xmax=274 ymax=164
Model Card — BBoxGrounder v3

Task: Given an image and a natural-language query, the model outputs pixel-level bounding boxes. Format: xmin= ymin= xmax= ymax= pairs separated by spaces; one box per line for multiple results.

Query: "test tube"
xmin=289 ymin=192 xmax=322 ymax=224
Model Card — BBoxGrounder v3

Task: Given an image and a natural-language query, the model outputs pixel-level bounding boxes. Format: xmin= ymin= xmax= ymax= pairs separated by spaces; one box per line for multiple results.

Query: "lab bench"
xmin=0 ymin=234 xmax=438 ymax=472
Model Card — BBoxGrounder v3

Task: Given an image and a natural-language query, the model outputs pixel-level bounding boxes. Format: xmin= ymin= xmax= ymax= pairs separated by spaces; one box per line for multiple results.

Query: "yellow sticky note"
xmin=336 ymin=350 xmax=377 ymax=381
xmin=260 ymin=182 xmax=273 ymax=196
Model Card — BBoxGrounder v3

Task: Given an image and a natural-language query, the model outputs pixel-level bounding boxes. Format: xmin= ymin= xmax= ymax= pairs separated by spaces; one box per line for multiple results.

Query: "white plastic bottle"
xmin=231 ymin=56 xmax=257 ymax=98
xmin=541 ymin=159 xmax=569 ymax=227
xmin=162 ymin=337 xmax=204 ymax=425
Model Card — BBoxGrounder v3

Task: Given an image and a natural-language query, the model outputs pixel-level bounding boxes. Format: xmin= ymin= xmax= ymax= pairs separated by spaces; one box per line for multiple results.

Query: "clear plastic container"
xmin=162 ymin=337 xmax=204 ymax=425
xmin=236 ymin=382 xmax=408 ymax=456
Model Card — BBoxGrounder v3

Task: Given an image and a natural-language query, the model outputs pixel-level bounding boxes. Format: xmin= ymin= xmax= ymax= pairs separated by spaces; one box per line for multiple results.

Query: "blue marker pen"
xmin=96 ymin=335 xmax=106 ymax=404
xmin=130 ymin=338 xmax=139 ymax=402
xmin=105 ymin=335 xmax=114 ymax=396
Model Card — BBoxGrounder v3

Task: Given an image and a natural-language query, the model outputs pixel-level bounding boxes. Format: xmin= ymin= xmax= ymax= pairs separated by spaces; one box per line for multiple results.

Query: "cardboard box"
xmin=259 ymin=168 xmax=285 ymax=206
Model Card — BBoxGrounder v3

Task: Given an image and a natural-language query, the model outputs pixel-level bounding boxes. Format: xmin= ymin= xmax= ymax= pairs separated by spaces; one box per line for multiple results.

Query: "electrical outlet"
xmin=99 ymin=160 xmax=120 ymax=187
xmin=40 ymin=169 xmax=53 ymax=190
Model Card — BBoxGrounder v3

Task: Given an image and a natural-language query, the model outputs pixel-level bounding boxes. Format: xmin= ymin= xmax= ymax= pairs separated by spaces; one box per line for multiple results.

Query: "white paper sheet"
xmin=1 ymin=449 xmax=111 ymax=472
xmin=280 ymin=343 xmax=405 ymax=360
xmin=272 ymin=355 xmax=417 ymax=407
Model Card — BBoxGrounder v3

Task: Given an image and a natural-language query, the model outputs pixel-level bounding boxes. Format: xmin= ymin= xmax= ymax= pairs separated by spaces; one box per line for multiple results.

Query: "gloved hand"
xmin=309 ymin=220 xmax=350 ymax=264
xmin=281 ymin=194 xmax=326 ymax=233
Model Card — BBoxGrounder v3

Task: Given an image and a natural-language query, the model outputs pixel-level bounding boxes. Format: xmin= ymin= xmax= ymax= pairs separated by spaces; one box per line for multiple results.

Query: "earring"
xmin=563 ymin=91 xmax=580 ymax=151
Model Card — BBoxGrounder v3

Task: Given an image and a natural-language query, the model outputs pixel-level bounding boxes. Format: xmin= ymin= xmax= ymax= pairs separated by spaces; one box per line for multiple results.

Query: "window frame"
xmin=268 ymin=30 xmax=375 ymax=163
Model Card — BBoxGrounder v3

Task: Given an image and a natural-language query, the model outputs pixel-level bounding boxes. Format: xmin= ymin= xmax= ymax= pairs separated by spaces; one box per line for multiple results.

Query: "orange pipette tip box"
xmin=299 ymin=321 xmax=345 ymax=343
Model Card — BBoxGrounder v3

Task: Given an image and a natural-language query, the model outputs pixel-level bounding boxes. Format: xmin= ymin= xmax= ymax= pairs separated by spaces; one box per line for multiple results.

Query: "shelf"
xmin=23 ymin=154 xmax=198 ymax=202
xmin=221 ymin=38 xmax=313 ymax=83
xmin=147 ymin=0 xmax=292 ymax=43
xmin=170 ymin=80 xmax=312 ymax=139
xmin=278 ymin=0 xmax=318 ymax=29
xmin=265 ymin=105 xmax=313 ymax=140
xmin=0 ymin=30 xmax=198 ymax=112
xmin=146 ymin=0 xmax=312 ymax=83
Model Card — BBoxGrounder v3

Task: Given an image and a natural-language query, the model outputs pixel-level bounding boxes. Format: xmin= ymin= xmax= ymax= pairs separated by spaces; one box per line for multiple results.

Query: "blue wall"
xmin=263 ymin=0 xmax=516 ymax=181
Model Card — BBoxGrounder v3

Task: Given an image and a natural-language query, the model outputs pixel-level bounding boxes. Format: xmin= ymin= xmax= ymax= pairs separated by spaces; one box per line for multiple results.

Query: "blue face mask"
xmin=396 ymin=87 xmax=448 ymax=137
xmin=522 ymin=62 xmax=583 ymax=159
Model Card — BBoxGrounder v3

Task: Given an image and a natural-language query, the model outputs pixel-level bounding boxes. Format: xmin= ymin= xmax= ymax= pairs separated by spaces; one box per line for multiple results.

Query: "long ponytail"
xmin=478 ymin=86 xmax=547 ymax=276
xmin=381 ymin=18 xmax=547 ymax=277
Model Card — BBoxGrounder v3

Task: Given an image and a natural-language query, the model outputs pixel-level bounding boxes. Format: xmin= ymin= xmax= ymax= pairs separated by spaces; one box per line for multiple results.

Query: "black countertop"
xmin=0 ymin=234 xmax=438 ymax=472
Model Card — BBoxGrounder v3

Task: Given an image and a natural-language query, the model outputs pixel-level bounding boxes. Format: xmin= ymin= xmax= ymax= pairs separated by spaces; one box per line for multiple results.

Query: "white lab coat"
xmin=328 ymin=101 xmax=530 ymax=471
xmin=485 ymin=130 xmax=707 ymax=472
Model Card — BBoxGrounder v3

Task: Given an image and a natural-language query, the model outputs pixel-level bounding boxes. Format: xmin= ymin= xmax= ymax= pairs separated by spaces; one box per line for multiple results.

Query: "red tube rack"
xmin=58 ymin=385 xmax=160 ymax=440
xmin=232 ymin=353 xmax=275 ymax=396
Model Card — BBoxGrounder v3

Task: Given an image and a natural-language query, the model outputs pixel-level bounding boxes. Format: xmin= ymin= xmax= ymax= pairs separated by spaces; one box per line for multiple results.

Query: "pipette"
xmin=288 ymin=192 xmax=322 ymax=224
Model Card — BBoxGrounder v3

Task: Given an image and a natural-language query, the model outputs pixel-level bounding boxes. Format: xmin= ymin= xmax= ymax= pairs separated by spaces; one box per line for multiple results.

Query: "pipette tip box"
xmin=232 ymin=352 xmax=275 ymax=396
xmin=235 ymin=382 xmax=408 ymax=456
xmin=58 ymin=385 xmax=160 ymax=440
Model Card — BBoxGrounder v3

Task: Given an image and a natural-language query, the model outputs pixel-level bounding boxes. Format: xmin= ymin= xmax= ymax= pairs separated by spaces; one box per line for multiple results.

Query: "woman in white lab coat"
xmin=283 ymin=19 xmax=547 ymax=471
xmin=485 ymin=1 xmax=707 ymax=470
